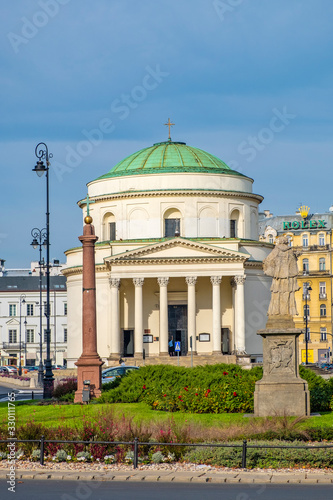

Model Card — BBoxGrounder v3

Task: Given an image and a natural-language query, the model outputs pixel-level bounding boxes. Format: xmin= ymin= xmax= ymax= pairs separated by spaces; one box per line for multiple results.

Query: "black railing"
xmin=1 ymin=437 xmax=333 ymax=469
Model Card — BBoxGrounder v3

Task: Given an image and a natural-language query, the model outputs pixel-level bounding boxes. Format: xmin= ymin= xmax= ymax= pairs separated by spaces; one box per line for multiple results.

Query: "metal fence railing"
xmin=1 ymin=437 xmax=333 ymax=469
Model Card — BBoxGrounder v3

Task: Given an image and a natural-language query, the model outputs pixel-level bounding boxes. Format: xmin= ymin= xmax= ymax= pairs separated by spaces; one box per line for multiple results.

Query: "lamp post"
xmin=31 ymin=228 xmax=47 ymax=387
xmin=304 ymin=283 xmax=312 ymax=365
xmin=32 ymin=142 xmax=54 ymax=398
xmin=19 ymin=294 xmax=26 ymax=375
xmin=24 ymin=318 xmax=27 ymax=369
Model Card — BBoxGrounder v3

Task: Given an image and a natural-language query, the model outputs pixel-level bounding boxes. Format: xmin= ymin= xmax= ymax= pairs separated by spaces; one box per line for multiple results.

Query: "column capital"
xmin=234 ymin=275 xmax=246 ymax=285
xmin=210 ymin=276 xmax=222 ymax=286
xmin=133 ymin=278 xmax=144 ymax=287
xmin=158 ymin=277 xmax=169 ymax=287
xmin=109 ymin=277 xmax=120 ymax=289
xmin=185 ymin=276 xmax=197 ymax=286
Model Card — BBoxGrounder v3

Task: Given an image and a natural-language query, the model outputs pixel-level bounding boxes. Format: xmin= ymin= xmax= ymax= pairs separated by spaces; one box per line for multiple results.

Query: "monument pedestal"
xmin=254 ymin=329 xmax=310 ymax=417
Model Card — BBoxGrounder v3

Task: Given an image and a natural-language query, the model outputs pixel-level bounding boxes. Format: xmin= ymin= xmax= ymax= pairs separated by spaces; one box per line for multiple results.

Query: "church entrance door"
xmin=122 ymin=329 xmax=134 ymax=357
xmin=168 ymin=305 xmax=187 ymax=356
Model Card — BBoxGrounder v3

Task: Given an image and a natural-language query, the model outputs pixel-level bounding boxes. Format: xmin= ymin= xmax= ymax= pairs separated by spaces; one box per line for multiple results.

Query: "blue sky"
xmin=1 ymin=0 xmax=333 ymax=267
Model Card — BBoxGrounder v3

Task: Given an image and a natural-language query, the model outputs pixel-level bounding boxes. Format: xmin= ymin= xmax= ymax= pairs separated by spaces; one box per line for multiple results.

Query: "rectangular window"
xmin=26 ymin=329 xmax=34 ymax=343
xmin=9 ymin=304 xmax=16 ymax=317
xmin=9 ymin=329 xmax=17 ymax=343
xmin=64 ymin=303 xmax=67 ymax=316
xmin=109 ymin=222 xmax=116 ymax=240
xmin=230 ymin=219 xmax=237 ymax=238
xmin=319 ymin=282 xmax=326 ymax=294
xmin=319 ymin=258 xmax=326 ymax=271
xmin=64 ymin=328 xmax=67 ymax=342
xmin=302 ymin=259 xmax=309 ymax=272
xmin=302 ymin=235 xmax=308 ymax=247
xmin=320 ymin=328 xmax=327 ymax=341
xmin=319 ymin=234 xmax=325 ymax=246
xmin=164 ymin=218 xmax=180 ymax=237
xmin=27 ymin=304 xmax=34 ymax=316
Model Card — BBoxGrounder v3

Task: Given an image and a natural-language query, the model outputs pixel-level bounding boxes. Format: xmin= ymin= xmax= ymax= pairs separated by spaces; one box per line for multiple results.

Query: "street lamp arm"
xmin=35 ymin=142 xmax=53 ymax=165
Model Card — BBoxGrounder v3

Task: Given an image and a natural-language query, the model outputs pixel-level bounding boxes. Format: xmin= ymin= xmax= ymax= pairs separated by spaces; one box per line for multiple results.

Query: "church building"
xmin=64 ymin=132 xmax=272 ymax=368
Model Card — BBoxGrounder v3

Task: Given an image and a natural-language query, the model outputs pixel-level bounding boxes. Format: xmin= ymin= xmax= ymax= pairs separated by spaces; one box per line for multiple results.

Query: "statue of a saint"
xmin=263 ymin=235 xmax=300 ymax=323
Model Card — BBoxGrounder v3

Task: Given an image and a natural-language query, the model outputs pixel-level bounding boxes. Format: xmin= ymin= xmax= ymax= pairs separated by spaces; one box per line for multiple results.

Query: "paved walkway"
xmin=0 ymin=466 xmax=332 ymax=484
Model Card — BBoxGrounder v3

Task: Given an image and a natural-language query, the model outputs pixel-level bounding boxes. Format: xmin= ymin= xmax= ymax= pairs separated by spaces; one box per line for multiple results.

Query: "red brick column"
xmin=74 ymin=219 xmax=103 ymax=403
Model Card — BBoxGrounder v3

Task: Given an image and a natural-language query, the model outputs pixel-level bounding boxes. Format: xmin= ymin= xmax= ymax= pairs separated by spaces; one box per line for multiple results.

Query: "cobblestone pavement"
xmin=0 ymin=461 xmax=332 ymax=483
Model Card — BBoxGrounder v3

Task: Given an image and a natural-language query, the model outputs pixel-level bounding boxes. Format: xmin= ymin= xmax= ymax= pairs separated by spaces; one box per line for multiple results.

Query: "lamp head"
xmin=33 ymin=160 xmax=46 ymax=177
xmin=31 ymin=238 xmax=39 ymax=249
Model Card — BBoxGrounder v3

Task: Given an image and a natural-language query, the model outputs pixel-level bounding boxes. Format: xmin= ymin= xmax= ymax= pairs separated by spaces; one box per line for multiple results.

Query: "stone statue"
xmin=263 ymin=235 xmax=300 ymax=322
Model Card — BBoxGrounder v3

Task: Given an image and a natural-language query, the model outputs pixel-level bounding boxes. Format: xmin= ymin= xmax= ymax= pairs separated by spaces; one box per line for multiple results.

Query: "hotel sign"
xmin=283 ymin=220 xmax=326 ymax=230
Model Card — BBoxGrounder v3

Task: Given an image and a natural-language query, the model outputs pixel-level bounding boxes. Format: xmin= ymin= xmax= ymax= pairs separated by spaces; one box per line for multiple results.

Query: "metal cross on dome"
xmin=164 ymin=118 xmax=175 ymax=140
xmin=84 ymin=193 xmax=95 ymax=216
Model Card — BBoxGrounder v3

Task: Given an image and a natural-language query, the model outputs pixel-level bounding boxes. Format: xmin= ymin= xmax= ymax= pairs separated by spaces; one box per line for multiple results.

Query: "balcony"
xmin=2 ymin=342 xmax=26 ymax=350
xmin=319 ymin=293 xmax=327 ymax=300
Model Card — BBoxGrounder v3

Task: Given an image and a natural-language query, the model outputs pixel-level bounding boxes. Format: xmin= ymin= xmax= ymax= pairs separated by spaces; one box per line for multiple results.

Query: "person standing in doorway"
xmin=168 ymin=335 xmax=174 ymax=356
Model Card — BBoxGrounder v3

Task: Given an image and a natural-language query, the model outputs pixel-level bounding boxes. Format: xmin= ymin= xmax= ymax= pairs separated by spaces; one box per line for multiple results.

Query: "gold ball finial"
xmin=84 ymin=215 xmax=93 ymax=224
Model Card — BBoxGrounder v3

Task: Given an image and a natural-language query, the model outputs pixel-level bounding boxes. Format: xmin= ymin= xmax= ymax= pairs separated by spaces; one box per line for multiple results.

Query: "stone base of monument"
xmin=254 ymin=328 xmax=310 ymax=417
xmin=74 ymin=355 xmax=103 ymax=403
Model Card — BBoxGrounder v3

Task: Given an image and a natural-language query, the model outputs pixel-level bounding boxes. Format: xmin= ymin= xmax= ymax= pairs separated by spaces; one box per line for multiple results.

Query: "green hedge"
xmin=99 ymin=364 xmax=333 ymax=414
xmin=184 ymin=440 xmax=333 ymax=468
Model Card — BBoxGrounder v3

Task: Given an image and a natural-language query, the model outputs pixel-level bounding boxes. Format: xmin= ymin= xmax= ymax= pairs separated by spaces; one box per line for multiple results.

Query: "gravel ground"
xmin=0 ymin=460 xmax=332 ymax=475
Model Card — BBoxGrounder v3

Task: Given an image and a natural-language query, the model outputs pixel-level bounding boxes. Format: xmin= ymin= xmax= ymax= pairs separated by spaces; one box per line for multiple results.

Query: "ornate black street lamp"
xmin=19 ymin=294 xmax=26 ymax=375
xmin=31 ymin=227 xmax=47 ymax=387
xmin=304 ymin=283 xmax=312 ymax=365
xmin=32 ymin=143 xmax=54 ymax=398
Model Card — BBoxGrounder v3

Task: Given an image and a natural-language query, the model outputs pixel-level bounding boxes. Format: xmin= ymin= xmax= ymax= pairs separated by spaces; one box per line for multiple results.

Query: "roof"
xmin=0 ymin=275 xmax=67 ymax=292
xmin=95 ymin=141 xmax=247 ymax=180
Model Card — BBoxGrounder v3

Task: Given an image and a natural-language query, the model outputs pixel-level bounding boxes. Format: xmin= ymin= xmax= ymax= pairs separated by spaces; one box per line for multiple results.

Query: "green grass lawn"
xmin=0 ymin=400 xmax=332 ymax=430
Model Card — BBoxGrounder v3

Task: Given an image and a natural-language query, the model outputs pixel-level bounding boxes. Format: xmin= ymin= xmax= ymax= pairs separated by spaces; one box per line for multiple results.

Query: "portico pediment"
xmin=105 ymin=237 xmax=249 ymax=266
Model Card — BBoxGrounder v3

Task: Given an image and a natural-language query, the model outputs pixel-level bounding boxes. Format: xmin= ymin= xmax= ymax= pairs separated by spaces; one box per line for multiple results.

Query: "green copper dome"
xmin=96 ymin=141 xmax=245 ymax=180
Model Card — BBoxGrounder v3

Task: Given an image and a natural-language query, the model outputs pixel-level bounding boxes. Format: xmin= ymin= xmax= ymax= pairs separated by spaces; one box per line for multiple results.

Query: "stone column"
xmin=74 ymin=219 xmax=103 ymax=403
xmin=186 ymin=276 xmax=197 ymax=354
xmin=109 ymin=278 xmax=121 ymax=357
xmin=158 ymin=277 xmax=169 ymax=355
xmin=234 ymin=275 xmax=246 ymax=354
xmin=210 ymin=276 xmax=222 ymax=353
xmin=133 ymin=278 xmax=144 ymax=356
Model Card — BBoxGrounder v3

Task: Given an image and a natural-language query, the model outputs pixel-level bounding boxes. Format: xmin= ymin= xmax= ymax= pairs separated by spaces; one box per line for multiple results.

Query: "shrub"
xmin=54 ymin=449 xmax=68 ymax=462
xmin=31 ymin=449 xmax=41 ymax=461
xmin=184 ymin=440 xmax=333 ymax=468
xmin=151 ymin=451 xmax=164 ymax=463
xmin=53 ymin=378 xmax=77 ymax=400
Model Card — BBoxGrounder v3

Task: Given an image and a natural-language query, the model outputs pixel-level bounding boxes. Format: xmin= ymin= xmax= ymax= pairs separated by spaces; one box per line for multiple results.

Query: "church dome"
xmin=96 ymin=140 xmax=245 ymax=180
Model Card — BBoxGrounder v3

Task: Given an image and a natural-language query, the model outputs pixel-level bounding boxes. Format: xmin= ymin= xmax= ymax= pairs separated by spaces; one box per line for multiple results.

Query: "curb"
xmin=0 ymin=469 xmax=332 ymax=484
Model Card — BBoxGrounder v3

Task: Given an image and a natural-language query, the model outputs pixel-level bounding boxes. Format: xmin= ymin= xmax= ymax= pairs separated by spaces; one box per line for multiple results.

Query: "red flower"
xmin=223 ymin=371 xmax=228 ymax=376
xmin=142 ymin=385 xmax=146 ymax=390
xmin=184 ymin=387 xmax=188 ymax=391
xmin=233 ymin=391 xmax=237 ymax=397
xmin=195 ymin=393 xmax=198 ymax=396
xmin=178 ymin=395 xmax=182 ymax=399
xmin=207 ymin=389 xmax=211 ymax=394
xmin=163 ymin=394 xmax=167 ymax=397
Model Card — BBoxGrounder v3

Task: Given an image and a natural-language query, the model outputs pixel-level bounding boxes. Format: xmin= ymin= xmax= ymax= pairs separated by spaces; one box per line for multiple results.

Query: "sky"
xmin=1 ymin=0 xmax=333 ymax=267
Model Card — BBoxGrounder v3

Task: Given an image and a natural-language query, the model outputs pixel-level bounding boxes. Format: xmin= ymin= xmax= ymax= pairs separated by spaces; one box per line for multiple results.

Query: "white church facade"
xmin=64 ymin=139 xmax=272 ymax=368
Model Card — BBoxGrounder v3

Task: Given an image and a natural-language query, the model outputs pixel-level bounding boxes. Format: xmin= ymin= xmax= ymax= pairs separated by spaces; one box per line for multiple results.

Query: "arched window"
xmin=319 ymin=258 xmax=326 ymax=271
xmin=164 ymin=208 xmax=181 ymax=237
xmin=230 ymin=209 xmax=240 ymax=238
xmin=320 ymin=304 xmax=327 ymax=317
xmin=319 ymin=233 xmax=325 ymax=246
xmin=268 ymin=234 xmax=274 ymax=244
xmin=302 ymin=234 xmax=309 ymax=247
xmin=103 ymin=212 xmax=116 ymax=241
xmin=302 ymin=258 xmax=309 ymax=273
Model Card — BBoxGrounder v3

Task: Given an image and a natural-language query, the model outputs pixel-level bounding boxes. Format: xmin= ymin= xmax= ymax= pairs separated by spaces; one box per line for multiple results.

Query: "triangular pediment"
xmin=6 ymin=318 xmax=19 ymax=326
xmin=105 ymin=237 xmax=249 ymax=265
